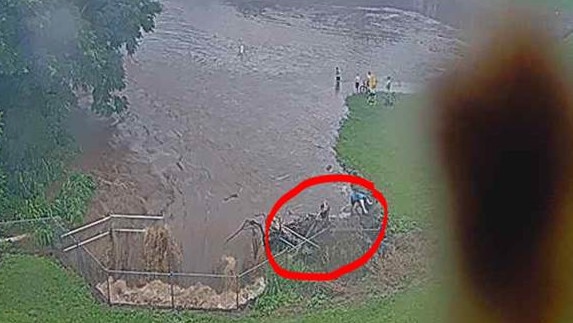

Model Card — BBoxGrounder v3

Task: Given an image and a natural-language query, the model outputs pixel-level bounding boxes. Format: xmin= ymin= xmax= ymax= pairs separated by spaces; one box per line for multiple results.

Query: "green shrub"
xmin=52 ymin=173 xmax=96 ymax=225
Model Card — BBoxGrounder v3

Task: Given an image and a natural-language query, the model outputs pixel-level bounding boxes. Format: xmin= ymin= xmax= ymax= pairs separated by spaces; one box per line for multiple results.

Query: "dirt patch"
xmin=331 ymin=229 xmax=434 ymax=306
xmin=367 ymin=230 xmax=435 ymax=292
xmin=284 ymin=228 xmax=436 ymax=311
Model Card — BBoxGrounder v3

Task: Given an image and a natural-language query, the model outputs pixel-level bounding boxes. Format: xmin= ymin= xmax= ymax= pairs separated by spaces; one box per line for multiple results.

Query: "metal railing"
xmin=1 ymin=214 xmax=381 ymax=311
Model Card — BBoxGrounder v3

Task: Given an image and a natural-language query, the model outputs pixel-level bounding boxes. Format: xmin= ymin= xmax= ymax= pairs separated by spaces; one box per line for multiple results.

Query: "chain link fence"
xmin=0 ymin=212 xmax=391 ymax=311
xmin=0 ymin=214 xmax=341 ymax=311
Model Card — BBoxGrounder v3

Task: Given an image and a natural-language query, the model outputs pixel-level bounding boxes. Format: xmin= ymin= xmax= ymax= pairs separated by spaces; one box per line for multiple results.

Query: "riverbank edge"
xmin=0 ymin=92 xmax=435 ymax=322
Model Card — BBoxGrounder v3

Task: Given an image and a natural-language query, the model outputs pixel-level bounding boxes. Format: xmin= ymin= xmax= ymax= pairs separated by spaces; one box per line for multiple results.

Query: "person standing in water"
xmin=355 ymin=74 xmax=361 ymax=93
xmin=238 ymin=40 xmax=246 ymax=60
xmin=335 ymin=67 xmax=341 ymax=93
xmin=385 ymin=76 xmax=392 ymax=92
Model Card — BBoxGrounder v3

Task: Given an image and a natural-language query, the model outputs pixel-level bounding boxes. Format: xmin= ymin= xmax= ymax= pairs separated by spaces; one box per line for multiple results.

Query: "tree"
xmin=0 ymin=0 xmax=161 ymax=217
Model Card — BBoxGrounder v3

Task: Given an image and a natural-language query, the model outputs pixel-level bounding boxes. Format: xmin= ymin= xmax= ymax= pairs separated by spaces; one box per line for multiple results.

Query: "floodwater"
xmin=76 ymin=0 xmax=466 ymax=273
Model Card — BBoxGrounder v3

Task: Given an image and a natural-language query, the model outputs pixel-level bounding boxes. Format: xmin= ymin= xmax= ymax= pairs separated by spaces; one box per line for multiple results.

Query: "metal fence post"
xmin=107 ymin=271 xmax=112 ymax=305
xmin=75 ymin=239 xmax=81 ymax=273
xmin=107 ymin=217 xmax=113 ymax=306
xmin=167 ymin=247 xmax=175 ymax=310
xmin=170 ymin=271 xmax=174 ymax=309
xmin=235 ymin=274 xmax=240 ymax=310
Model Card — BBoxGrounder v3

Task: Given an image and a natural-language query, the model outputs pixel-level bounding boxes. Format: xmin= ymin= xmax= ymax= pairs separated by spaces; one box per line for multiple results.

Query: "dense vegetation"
xmin=0 ymin=0 xmax=161 ymax=240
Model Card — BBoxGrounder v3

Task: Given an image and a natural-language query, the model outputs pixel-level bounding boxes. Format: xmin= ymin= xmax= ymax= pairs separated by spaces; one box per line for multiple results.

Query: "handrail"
xmin=63 ymin=231 xmax=109 ymax=252
xmin=61 ymin=216 xmax=110 ymax=238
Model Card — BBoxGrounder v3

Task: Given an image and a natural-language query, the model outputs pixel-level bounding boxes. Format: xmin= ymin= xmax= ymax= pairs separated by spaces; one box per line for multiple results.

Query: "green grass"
xmin=281 ymin=285 xmax=443 ymax=323
xmin=336 ymin=94 xmax=442 ymax=232
xmin=0 ymin=254 xmax=225 ymax=323
xmin=0 ymin=254 xmax=443 ymax=322
xmin=563 ymin=36 xmax=573 ymax=64
xmin=525 ymin=0 xmax=573 ymax=11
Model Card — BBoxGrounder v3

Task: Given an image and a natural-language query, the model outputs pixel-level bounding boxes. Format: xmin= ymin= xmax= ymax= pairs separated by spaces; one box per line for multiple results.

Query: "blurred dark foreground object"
xmin=433 ymin=7 xmax=573 ymax=323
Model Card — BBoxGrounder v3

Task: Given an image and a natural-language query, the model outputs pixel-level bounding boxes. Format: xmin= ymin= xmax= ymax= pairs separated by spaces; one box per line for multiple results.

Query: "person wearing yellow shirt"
xmin=366 ymin=71 xmax=377 ymax=104
xmin=368 ymin=71 xmax=377 ymax=91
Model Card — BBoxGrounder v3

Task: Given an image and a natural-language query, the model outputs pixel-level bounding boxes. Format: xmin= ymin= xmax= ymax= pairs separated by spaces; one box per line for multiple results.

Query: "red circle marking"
xmin=263 ymin=174 xmax=389 ymax=281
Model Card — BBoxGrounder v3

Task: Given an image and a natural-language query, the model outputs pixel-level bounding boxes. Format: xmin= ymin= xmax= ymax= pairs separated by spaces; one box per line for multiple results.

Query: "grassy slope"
xmin=336 ymin=94 xmax=442 ymax=232
xmin=0 ymin=254 xmax=439 ymax=323
xmin=564 ymin=36 xmax=573 ymax=64
xmin=0 ymin=254 xmax=224 ymax=323
xmin=528 ymin=0 xmax=573 ymax=11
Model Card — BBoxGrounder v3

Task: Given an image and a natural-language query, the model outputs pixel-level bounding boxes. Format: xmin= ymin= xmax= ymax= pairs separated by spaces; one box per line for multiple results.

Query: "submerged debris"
xmin=97 ymin=276 xmax=266 ymax=310
xmin=143 ymin=225 xmax=182 ymax=273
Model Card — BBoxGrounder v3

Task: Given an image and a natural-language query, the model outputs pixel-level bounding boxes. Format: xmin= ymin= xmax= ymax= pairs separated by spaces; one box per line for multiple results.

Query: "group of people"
xmin=355 ymin=71 xmax=392 ymax=94
xmin=335 ymin=67 xmax=393 ymax=97
xmin=355 ymin=71 xmax=374 ymax=94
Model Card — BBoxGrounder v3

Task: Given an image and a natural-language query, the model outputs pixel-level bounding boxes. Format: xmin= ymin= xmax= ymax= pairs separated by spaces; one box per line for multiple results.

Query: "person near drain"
xmin=350 ymin=189 xmax=373 ymax=215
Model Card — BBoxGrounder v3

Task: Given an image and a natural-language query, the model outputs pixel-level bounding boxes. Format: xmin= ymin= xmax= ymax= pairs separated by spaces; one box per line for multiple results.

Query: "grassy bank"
xmin=0 ymin=254 xmax=440 ymax=323
xmin=336 ymin=94 xmax=442 ymax=232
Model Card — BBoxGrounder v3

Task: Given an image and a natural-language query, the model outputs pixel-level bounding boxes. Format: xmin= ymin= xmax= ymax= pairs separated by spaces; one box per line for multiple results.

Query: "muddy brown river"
xmin=72 ymin=0 xmax=569 ymax=273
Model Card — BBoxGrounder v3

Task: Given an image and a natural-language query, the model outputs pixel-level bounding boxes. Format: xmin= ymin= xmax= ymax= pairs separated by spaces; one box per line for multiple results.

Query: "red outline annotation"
xmin=263 ymin=174 xmax=389 ymax=281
